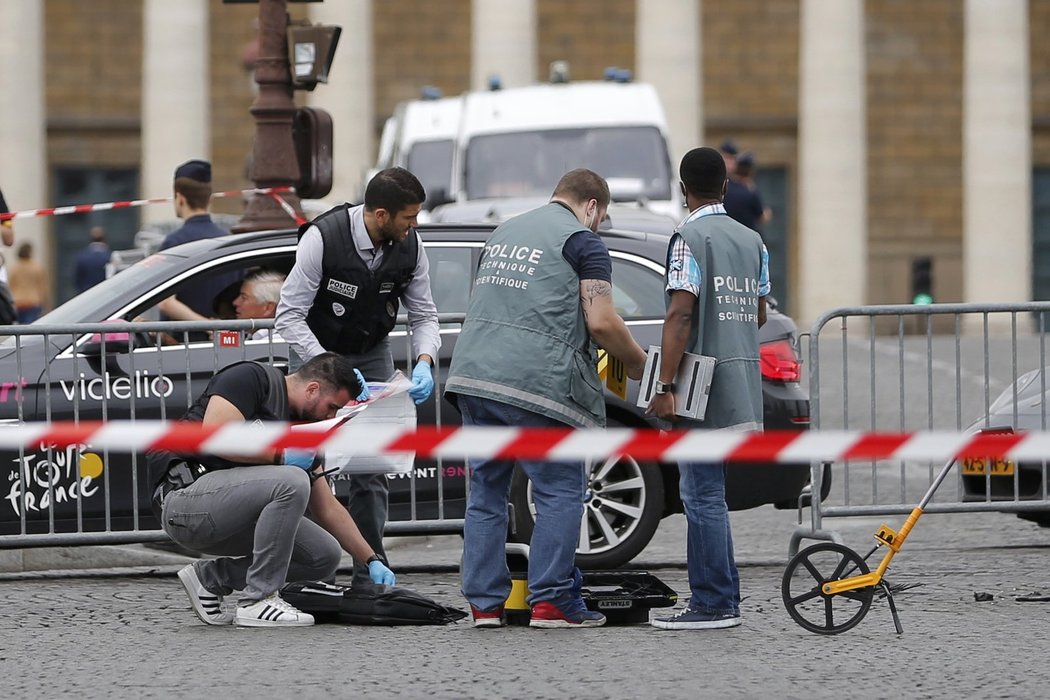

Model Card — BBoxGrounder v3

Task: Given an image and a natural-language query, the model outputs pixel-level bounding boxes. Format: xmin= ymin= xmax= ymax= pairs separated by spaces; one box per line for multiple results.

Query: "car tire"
xmin=509 ymin=432 xmax=664 ymax=570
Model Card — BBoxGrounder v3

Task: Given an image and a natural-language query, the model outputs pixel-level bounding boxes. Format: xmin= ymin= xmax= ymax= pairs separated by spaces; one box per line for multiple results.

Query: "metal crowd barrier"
xmin=0 ymin=315 xmax=466 ymax=548
xmin=794 ymin=302 xmax=1050 ymax=552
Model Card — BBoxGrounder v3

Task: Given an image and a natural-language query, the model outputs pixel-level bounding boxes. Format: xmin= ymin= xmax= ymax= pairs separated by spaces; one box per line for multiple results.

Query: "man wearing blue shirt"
xmin=74 ymin=226 xmax=111 ymax=293
xmin=158 ymin=160 xmax=239 ymax=322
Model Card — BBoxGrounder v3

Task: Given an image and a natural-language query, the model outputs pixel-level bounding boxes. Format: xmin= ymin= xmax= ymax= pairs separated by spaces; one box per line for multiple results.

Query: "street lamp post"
xmin=233 ymin=0 xmax=303 ymax=233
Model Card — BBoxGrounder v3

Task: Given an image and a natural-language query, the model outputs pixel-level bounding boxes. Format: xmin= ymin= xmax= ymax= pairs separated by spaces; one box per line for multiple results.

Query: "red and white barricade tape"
xmin=0 ymin=421 xmax=1039 ymax=464
xmin=0 ymin=186 xmax=298 ymax=222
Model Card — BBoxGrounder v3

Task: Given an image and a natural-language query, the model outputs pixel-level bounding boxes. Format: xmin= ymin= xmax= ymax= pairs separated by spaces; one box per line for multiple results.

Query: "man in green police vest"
xmin=445 ymin=168 xmax=648 ymax=629
xmin=647 ymin=146 xmax=770 ymax=631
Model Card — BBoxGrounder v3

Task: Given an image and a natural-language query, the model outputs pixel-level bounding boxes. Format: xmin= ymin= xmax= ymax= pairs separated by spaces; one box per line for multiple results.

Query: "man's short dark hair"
xmin=364 ymin=167 xmax=426 ymax=215
xmin=680 ymin=147 xmax=727 ymax=200
xmin=296 ymin=352 xmax=363 ymax=398
xmin=174 ymin=178 xmax=212 ymax=210
xmin=551 ymin=168 xmax=610 ymax=207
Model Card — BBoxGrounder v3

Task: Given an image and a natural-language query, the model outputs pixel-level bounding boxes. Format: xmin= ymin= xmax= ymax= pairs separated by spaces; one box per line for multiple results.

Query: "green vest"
xmin=677 ymin=212 xmax=765 ymax=430
xmin=445 ymin=203 xmax=605 ymax=428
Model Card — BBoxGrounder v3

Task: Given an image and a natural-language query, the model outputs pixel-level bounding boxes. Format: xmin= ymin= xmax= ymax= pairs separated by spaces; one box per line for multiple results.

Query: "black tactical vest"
xmin=300 ymin=204 xmax=418 ymax=355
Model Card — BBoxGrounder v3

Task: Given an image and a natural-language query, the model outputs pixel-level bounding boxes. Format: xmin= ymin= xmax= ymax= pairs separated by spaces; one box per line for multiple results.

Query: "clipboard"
xmin=635 ymin=345 xmax=716 ymax=421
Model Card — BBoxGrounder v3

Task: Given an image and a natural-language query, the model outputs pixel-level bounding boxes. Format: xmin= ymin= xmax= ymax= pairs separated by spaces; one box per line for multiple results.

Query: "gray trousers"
xmin=290 ymin=339 xmax=395 ymax=584
xmin=161 ymin=465 xmax=341 ymax=603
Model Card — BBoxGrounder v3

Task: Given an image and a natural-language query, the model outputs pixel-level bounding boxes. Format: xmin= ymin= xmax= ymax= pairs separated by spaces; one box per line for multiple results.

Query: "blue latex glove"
xmin=408 ymin=360 xmax=434 ymax=405
xmin=353 ymin=368 xmax=371 ymax=402
xmin=368 ymin=559 xmax=396 ymax=586
xmin=284 ymin=448 xmax=316 ymax=470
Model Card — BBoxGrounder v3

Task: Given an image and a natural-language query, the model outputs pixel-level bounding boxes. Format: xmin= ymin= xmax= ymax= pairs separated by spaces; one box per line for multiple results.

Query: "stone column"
xmin=963 ymin=0 xmax=1030 ymax=305
xmin=636 ymin=0 xmax=701 ymax=167
xmin=471 ymin=0 xmax=536 ymax=90
xmin=141 ymin=0 xmax=210 ymax=224
xmin=308 ymin=0 xmax=373 ymax=200
xmin=797 ymin=0 xmax=866 ymax=326
xmin=0 ymin=0 xmax=47 ymax=260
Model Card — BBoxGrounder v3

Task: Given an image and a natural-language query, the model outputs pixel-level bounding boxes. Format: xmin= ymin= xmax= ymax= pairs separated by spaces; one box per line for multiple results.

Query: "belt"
xmin=152 ymin=460 xmax=207 ymax=516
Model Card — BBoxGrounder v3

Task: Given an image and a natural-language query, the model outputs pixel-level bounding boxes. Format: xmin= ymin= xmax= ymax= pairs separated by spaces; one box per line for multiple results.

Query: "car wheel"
xmin=509 ymin=446 xmax=665 ymax=570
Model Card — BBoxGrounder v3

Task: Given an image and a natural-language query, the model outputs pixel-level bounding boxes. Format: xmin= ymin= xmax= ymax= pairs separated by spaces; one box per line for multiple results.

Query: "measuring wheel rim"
xmin=781 ymin=542 xmax=874 ymax=635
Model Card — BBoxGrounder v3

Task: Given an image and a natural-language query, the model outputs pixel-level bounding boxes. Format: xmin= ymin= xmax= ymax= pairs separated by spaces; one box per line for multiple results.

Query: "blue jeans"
xmin=458 ymin=394 xmax=586 ymax=611
xmin=679 ymin=461 xmax=740 ymax=615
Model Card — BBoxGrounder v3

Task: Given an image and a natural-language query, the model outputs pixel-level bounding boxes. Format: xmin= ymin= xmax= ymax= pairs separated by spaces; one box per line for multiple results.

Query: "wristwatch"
xmin=654 ymin=380 xmax=676 ymax=396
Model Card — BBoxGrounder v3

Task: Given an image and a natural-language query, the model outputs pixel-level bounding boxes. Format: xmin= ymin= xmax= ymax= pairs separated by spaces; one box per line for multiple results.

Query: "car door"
xmin=18 ymin=245 xmax=298 ymax=534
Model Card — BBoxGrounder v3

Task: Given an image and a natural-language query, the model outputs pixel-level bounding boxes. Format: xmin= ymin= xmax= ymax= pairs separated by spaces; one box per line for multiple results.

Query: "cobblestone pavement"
xmin=2 ymin=505 xmax=1049 ymax=699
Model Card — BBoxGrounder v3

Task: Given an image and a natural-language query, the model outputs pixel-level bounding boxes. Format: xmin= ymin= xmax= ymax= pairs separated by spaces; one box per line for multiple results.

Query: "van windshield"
xmin=407 ymin=139 xmax=455 ymax=206
xmin=464 ymin=126 xmax=672 ymax=202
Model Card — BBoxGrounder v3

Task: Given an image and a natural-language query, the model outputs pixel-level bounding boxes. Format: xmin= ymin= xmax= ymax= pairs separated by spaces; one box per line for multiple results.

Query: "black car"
xmin=0 ymin=223 xmax=810 ymax=567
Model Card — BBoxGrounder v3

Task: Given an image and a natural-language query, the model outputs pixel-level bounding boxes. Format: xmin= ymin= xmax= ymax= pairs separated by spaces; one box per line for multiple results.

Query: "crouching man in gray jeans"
xmin=147 ymin=352 xmax=395 ymax=628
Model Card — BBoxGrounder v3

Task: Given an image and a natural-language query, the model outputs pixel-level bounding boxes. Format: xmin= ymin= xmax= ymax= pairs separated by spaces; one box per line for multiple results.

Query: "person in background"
xmin=647 ymin=146 xmax=770 ymax=631
xmin=157 ymin=159 xmax=239 ymax=323
xmin=722 ymin=152 xmax=772 ymax=236
xmin=0 ymin=187 xmax=16 ymax=325
xmin=275 ymin=166 xmax=440 ymax=585
xmin=0 ymin=186 xmax=12 ymax=250
xmin=8 ymin=242 xmax=50 ymax=324
xmin=74 ymin=225 xmax=111 ymax=293
xmin=718 ymin=140 xmax=739 ymax=178
xmin=445 ymin=168 xmax=648 ymax=629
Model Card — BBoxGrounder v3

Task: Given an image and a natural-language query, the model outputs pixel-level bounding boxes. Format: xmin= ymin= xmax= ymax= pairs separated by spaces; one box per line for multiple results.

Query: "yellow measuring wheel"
xmin=781 ymin=454 xmax=956 ymax=635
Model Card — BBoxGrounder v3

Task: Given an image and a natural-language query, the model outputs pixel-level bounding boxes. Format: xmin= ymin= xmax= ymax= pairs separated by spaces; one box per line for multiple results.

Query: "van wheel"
xmin=509 ymin=447 xmax=664 ymax=570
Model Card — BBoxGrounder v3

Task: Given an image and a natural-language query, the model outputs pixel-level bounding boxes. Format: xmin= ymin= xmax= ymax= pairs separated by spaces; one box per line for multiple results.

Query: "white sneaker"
xmin=235 ymin=593 xmax=315 ymax=627
xmin=177 ymin=564 xmax=234 ymax=626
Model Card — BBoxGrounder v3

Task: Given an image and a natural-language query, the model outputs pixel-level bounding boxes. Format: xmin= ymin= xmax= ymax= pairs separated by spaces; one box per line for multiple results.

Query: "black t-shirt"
xmin=562 ymin=230 xmax=613 ymax=282
xmin=182 ymin=362 xmax=288 ymax=471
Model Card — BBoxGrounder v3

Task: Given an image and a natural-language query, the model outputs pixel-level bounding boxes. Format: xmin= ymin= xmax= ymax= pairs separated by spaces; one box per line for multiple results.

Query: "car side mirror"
xmin=78 ymin=329 xmax=132 ymax=357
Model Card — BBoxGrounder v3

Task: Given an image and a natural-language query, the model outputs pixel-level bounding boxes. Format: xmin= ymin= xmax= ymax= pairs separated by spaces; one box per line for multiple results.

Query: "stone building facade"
xmin=0 ymin=0 xmax=1045 ymax=321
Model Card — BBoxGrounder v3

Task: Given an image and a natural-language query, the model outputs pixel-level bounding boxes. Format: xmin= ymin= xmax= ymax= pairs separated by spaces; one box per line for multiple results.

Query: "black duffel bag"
xmin=281 ymin=580 xmax=468 ymax=626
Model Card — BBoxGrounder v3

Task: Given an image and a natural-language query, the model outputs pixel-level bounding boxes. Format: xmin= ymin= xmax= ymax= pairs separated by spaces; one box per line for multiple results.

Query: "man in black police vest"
xmin=275 ymin=167 xmax=440 ymax=583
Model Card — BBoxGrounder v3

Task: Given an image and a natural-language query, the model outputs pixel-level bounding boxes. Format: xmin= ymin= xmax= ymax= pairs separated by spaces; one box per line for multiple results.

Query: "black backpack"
xmin=281 ymin=580 xmax=468 ymax=625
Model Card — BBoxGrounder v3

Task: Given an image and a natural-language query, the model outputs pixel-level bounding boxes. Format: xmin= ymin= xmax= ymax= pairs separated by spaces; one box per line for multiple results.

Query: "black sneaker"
xmin=651 ymin=608 xmax=741 ymax=630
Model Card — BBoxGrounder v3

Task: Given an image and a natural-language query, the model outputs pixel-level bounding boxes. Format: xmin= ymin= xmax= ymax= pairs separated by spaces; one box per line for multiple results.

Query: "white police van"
xmin=372 ymin=89 xmax=462 ymax=210
xmin=375 ymin=68 xmax=680 ymax=225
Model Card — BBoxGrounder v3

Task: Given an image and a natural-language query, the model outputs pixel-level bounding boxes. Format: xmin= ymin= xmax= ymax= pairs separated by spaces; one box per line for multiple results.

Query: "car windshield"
xmin=464 ymin=126 xmax=672 ymax=201
xmin=406 ymin=139 xmax=454 ymax=205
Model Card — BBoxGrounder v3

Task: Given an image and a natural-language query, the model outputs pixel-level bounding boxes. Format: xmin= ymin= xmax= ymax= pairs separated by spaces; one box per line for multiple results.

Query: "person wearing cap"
xmin=275 ymin=166 xmax=440 ymax=586
xmin=718 ymin=140 xmax=739 ymax=177
xmin=157 ymin=159 xmax=240 ymax=325
xmin=723 ymin=151 xmax=772 ymax=235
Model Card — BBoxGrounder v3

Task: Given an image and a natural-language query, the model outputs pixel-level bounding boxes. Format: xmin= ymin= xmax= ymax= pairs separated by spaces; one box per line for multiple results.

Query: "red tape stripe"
xmin=385 ymin=426 xmax=459 ymax=454
xmin=147 ymin=422 xmax=223 ymax=453
xmin=842 ymin=433 xmax=913 ymax=460
xmin=495 ymin=428 xmax=573 ymax=461
xmin=956 ymin=432 xmax=1025 ymax=459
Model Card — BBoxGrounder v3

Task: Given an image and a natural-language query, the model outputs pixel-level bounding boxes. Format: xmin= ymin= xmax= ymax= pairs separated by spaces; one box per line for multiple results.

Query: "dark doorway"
xmin=51 ymin=167 xmax=140 ymax=305
xmin=754 ymin=166 xmax=790 ymax=314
